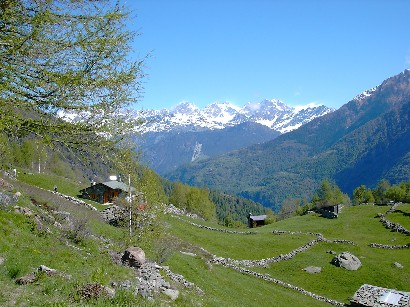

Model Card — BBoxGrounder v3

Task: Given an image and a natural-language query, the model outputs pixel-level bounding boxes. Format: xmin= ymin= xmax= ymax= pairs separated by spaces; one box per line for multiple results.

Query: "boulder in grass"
xmin=303 ymin=266 xmax=322 ymax=274
xmin=122 ymin=247 xmax=145 ymax=268
xmin=331 ymin=252 xmax=361 ymax=270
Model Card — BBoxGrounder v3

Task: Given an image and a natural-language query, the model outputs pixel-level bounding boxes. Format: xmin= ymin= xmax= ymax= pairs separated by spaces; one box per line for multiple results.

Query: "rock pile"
xmin=101 ymin=205 xmax=126 ymax=225
xmin=119 ymin=246 xmax=203 ymax=301
xmin=136 ymin=262 xmax=179 ymax=300
xmin=0 ymin=192 xmax=19 ymax=208
xmin=164 ymin=204 xmax=201 ymax=219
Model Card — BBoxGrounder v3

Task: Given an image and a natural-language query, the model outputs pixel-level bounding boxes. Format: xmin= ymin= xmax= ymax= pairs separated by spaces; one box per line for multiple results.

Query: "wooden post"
xmin=128 ymin=173 xmax=132 ymax=238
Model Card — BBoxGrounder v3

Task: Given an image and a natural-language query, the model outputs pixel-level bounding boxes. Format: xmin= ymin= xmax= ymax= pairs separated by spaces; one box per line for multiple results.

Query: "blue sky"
xmin=128 ymin=0 xmax=410 ymax=111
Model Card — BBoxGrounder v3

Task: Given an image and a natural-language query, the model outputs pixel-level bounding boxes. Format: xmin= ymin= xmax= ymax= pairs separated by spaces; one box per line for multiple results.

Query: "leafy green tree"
xmin=385 ymin=185 xmax=406 ymax=203
xmin=400 ymin=181 xmax=410 ymax=203
xmin=169 ymin=182 xmax=188 ymax=210
xmin=169 ymin=182 xmax=216 ymax=220
xmin=0 ymin=133 xmax=13 ymax=169
xmin=352 ymin=185 xmax=375 ymax=205
xmin=264 ymin=208 xmax=277 ymax=224
xmin=186 ymin=187 xmax=216 ymax=221
xmin=0 ymin=0 xmax=144 ymax=156
xmin=278 ymin=198 xmax=300 ymax=220
xmin=20 ymin=140 xmax=35 ymax=169
xmin=313 ymin=178 xmax=350 ymax=209
xmin=373 ymin=179 xmax=391 ymax=204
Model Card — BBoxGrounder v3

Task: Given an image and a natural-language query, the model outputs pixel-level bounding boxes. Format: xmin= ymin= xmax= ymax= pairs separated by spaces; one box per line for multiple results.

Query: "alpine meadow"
xmin=1 ymin=1 xmax=409 ymax=306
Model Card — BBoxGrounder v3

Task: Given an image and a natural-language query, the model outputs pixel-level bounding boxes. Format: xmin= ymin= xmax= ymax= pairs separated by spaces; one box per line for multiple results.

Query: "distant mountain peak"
xmin=353 ymin=87 xmax=378 ymax=102
xmin=170 ymin=101 xmax=199 ymax=114
xmin=137 ymin=99 xmax=334 ymax=134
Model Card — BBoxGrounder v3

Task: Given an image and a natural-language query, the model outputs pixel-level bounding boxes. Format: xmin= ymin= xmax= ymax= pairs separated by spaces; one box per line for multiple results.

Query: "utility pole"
xmin=128 ymin=173 xmax=132 ymax=238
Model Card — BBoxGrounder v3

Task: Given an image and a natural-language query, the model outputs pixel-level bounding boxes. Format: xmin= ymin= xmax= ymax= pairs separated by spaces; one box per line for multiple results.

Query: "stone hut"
xmin=247 ymin=213 xmax=267 ymax=228
xmin=318 ymin=204 xmax=343 ymax=218
xmin=351 ymin=284 xmax=410 ymax=306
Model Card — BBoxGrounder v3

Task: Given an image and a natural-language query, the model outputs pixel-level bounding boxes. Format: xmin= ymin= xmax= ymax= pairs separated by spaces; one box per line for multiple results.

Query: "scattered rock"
xmin=180 ymin=251 xmax=197 ymax=257
xmin=38 ymin=265 xmax=57 ymax=275
xmin=16 ymin=273 xmax=37 ymax=285
xmin=111 ymin=280 xmax=132 ymax=289
xmin=394 ymin=262 xmax=404 ymax=269
xmin=331 ymin=252 xmax=362 ymax=270
xmin=326 ymin=250 xmax=337 ymax=255
xmin=109 ymin=250 xmax=123 ymax=265
xmin=13 ymin=206 xmax=33 ymax=216
xmin=75 ymin=283 xmax=115 ymax=301
xmin=162 ymin=288 xmax=179 ymax=300
xmin=0 ymin=193 xmax=15 ymax=207
xmin=303 ymin=266 xmax=322 ymax=274
xmin=0 ymin=178 xmax=13 ymax=189
xmin=0 ymin=256 xmax=4 ymax=266
xmin=122 ymin=247 xmax=146 ymax=268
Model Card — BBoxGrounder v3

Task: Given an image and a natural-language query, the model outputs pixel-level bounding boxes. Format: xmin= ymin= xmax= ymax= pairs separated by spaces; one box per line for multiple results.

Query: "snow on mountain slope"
xmin=137 ymin=99 xmax=334 ymax=134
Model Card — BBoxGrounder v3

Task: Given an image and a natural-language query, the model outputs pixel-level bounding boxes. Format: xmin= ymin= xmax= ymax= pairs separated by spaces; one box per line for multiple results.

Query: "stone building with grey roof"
xmin=351 ymin=284 xmax=410 ymax=307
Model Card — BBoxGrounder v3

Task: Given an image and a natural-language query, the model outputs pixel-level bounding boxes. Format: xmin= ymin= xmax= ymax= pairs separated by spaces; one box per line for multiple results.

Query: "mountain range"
xmin=136 ymin=100 xmax=333 ymax=174
xmin=166 ymin=70 xmax=410 ymax=210
xmin=137 ymin=99 xmax=333 ymax=134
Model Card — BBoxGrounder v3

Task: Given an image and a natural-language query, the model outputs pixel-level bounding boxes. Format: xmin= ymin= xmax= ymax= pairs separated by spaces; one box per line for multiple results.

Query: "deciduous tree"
xmin=0 ymin=0 xmax=144 ymax=155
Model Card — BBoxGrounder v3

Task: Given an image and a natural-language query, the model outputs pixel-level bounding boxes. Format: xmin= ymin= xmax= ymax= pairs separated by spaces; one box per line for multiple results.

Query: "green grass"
xmin=18 ymin=170 xmax=84 ymax=196
xmin=2 ymin=172 xmax=409 ymax=306
xmin=167 ymin=252 xmax=330 ymax=307
xmin=0 ymin=209 xmax=136 ymax=306
xmin=388 ymin=203 xmax=410 ymax=229
xmin=165 ymin=215 xmax=315 ymax=260
xmin=163 ymin=204 xmax=410 ymax=305
xmin=17 ymin=170 xmax=107 ymax=210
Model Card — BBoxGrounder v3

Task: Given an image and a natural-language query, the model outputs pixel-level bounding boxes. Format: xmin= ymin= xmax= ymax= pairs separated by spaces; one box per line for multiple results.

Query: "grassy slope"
xmin=165 ymin=205 xmax=410 ymax=305
xmin=1 ymin=173 xmax=409 ymax=306
xmin=0 ymin=175 xmax=147 ymax=306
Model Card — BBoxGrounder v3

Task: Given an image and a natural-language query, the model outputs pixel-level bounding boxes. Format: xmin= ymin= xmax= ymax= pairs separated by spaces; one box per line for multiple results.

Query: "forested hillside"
xmin=137 ymin=122 xmax=279 ymax=175
xmin=167 ymin=70 xmax=410 ymax=210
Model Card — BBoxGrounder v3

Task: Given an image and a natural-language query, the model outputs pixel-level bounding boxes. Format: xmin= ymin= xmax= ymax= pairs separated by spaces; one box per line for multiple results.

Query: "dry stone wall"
xmin=377 ymin=213 xmax=410 ymax=235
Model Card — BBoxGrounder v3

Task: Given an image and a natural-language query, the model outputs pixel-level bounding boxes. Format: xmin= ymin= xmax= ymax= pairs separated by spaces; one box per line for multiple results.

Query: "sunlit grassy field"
xmin=1 ymin=172 xmax=409 ymax=306
xmin=165 ymin=204 xmax=410 ymax=305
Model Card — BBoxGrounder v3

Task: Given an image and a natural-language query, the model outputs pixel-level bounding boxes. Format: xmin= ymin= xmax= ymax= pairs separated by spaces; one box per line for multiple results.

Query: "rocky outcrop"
xmin=331 ymin=252 xmax=361 ymax=270
xmin=122 ymin=247 xmax=146 ymax=268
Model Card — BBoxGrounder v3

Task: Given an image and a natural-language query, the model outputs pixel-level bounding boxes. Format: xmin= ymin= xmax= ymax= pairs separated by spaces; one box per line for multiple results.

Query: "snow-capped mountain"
xmin=137 ymin=99 xmax=334 ymax=134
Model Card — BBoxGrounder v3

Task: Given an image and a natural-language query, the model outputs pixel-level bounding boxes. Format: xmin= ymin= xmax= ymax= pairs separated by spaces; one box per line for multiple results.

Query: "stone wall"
xmin=377 ymin=213 xmax=410 ymax=235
